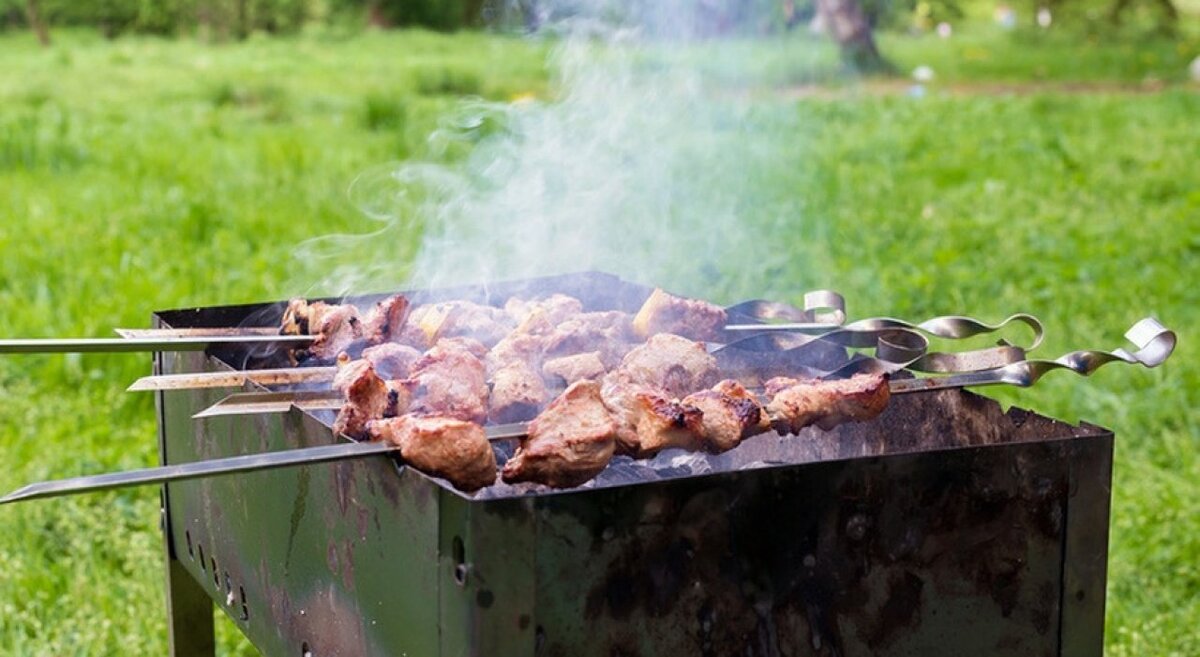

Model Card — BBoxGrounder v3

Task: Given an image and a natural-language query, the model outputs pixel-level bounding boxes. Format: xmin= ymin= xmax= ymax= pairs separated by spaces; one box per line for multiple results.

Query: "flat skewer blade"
xmin=129 ymin=366 xmax=338 ymax=392
xmin=193 ymin=391 xmax=342 ymax=419
xmin=723 ymin=322 xmax=843 ymax=333
xmin=0 ymin=423 xmax=531 ymax=505
xmin=0 ymin=440 xmax=397 ymax=505
xmin=0 ymin=335 xmax=313 ymax=354
xmin=115 ymin=327 xmax=287 ymax=339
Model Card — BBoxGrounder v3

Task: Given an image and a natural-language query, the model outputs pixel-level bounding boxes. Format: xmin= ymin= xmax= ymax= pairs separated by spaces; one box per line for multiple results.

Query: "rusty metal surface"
xmin=153 ymin=272 xmax=1114 ymax=657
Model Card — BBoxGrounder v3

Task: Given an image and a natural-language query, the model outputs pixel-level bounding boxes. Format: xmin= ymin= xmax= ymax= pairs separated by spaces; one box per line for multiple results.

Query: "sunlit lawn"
xmin=0 ymin=26 xmax=1197 ymax=655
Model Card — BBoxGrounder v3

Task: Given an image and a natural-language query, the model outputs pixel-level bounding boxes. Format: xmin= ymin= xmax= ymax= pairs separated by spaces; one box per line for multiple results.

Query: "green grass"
xmin=1 ymin=25 xmax=1198 ymax=655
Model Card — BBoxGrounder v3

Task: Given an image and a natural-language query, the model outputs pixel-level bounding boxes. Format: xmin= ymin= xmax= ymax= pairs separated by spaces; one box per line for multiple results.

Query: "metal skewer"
xmin=128 ymin=366 xmax=338 ymax=392
xmin=0 ymin=423 xmax=532 ymax=505
xmin=0 ymin=315 xmax=1175 ymax=505
xmin=0 ymin=335 xmax=313 ymax=354
xmin=114 ymin=327 xmax=286 ymax=339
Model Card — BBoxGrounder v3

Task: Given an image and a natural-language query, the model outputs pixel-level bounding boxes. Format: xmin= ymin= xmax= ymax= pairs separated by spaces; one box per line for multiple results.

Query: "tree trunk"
xmin=813 ymin=0 xmax=890 ymax=73
xmin=25 ymin=0 xmax=51 ymax=47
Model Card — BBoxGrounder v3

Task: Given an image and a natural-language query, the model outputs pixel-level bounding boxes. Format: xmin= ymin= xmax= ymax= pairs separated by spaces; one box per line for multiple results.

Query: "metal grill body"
xmin=153 ymin=273 xmax=1112 ymax=657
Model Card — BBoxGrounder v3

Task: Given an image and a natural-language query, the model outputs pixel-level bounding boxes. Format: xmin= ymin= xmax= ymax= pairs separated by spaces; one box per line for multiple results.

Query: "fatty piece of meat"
xmin=682 ymin=380 xmax=768 ymax=453
xmin=489 ymin=360 xmax=549 ymax=423
xmin=368 ymin=416 xmax=496 ymax=492
xmin=360 ymin=294 xmax=410 ymax=346
xmin=542 ymin=352 xmax=606 ymax=386
xmin=504 ymin=294 xmax=584 ymax=325
xmin=501 ymin=381 xmax=617 ymax=488
xmin=764 ymin=373 xmax=890 ymax=434
xmin=406 ymin=338 xmax=490 ymax=423
xmin=631 ymin=288 xmax=727 ymax=342
xmin=485 ymin=312 xmax=557 ymax=373
xmin=613 ymin=333 xmax=718 ymax=398
xmin=332 ymin=359 xmax=392 ymax=439
xmin=410 ymin=301 xmax=514 ymax=349
xmin=361 ymin=342 xmax=422 ymax=380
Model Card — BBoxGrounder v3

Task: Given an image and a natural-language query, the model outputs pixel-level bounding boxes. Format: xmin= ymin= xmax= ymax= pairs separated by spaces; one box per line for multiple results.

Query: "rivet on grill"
xmin=452 ymin=536 xmax=468 ymax=586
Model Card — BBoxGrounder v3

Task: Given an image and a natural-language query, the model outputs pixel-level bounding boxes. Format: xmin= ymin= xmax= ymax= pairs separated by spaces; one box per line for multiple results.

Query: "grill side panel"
xmin=159 ymin=350 xmax=441 ymax=657
xmin=527 ymin=436 xmax=1107 ymax=657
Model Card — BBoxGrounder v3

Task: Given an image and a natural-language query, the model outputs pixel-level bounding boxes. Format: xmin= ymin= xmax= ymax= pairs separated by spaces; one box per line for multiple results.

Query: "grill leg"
xmin=164 ymin=542 xmax=216 ymax=657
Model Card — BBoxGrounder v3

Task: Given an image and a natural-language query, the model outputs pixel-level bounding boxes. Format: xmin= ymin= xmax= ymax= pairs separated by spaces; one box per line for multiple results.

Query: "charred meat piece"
xmin=501 ymin=381 xmax=617 ymax=488
xmin=613 ymin=333 xmax=718 ymax=398
xmin=282 ymin=299 xmax=364 ymax=363
xmin=331 ymin=359 xmax=392 ymax=439
xmin=631 ymin=288 xmax=727 ymax=342
xmin=406 ymin=338 xmax=490 ymax=423
xmin=504 ymin=294 xmax=584 ymax=325
xmin=361 ymin=342 xmax=422 ymax=380
xmin=682 ymin=380 xmax=769 ymax=453
xmin=409 ymin=301 xmax=515 ymax=349
xmin=627 ymin=391 xmax=705 ymax=457
xmin=360 ymin=294 xmax=410 ymax=346
xmin=307 ymin=304 xmax=364 ymax=362
xmin=489 ymin=360 xmax=549 ymax=423
xmin=368 ymin=415 xmax=496 ymax=492
xmin=542 ymin=351 xmax=607 ymax=386
xmin=764 ymin=373 xmax=890 ymax=434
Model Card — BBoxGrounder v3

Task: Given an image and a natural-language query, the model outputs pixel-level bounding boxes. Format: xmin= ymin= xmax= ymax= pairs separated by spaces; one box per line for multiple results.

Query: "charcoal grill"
xmin=151 ymin=272 xmax=1112 ymax=657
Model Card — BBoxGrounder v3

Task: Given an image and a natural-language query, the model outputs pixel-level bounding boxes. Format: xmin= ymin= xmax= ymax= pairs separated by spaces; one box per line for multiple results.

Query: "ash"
xmin=474 ymin=445 xmax=761 ymax=499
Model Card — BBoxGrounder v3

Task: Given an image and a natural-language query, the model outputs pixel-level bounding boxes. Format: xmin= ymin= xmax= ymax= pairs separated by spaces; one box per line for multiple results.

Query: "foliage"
xmin=0 ymin=26 xmax=1198 ymax=656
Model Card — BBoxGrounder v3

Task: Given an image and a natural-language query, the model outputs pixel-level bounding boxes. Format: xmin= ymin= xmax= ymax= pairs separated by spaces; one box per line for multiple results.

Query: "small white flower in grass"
xmin=913 ymin=65 xmax=935 ymax=82
xmin=1189 ymin=56 xmax=1200 ymax=83
xmin=936 ymin=22 xmax=952 ymax=38
xmin=1037 ymin=7 xmax=1052 ymax=27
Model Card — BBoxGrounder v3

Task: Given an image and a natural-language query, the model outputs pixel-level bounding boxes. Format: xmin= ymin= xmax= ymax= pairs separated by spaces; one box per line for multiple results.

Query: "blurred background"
xmin=0 ymin=0 xmax=1196 ymax=655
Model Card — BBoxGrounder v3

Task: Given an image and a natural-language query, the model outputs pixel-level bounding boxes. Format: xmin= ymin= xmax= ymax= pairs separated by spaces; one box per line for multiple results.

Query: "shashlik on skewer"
xmin=327 ymin=326 xmax=889 ymax=491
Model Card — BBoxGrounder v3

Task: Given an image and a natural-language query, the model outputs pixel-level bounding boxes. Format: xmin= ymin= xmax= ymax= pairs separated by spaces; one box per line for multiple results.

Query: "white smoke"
xmin=299 ymin=1 xmax=815 ymax=301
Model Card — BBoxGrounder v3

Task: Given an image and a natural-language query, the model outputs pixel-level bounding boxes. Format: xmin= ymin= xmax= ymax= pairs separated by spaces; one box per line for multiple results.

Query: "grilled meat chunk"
xmin=408 ymin=301 xmax=514 ymax=349
xmin=504 ymin=294 xmax=584 ymax=325
xmin=282 ymin=299 xmax=365 ymax=363
xmin=631 ymin=288 xmax=727 ymax=342
xmin=489 ymin=360 xmax=549 ymax=423
xmin=501 ymin=381 xmax=617 ymax=488
xmin=332 ymin=359 xmax=392 ymax=439
xmin=764 ymin=373 xmax=890 ymax=434
xmin=628 ymin=392 xmax=705 ymax=457
xmin=368 ymin=416 xmax=496 ymax=492
xmin=361 ymin=342 xmax=422 ymax=380
xmin=406 ymin=338 xmax=490 ymax=423
xmin=542 ymin=351 xmax=607 ymax=386
xmin=612 ymin=333 xmax=718 ymax=398
xmin=360 ymin=294 xmax=410 ymax=345
xmin=682 ymin=380 xmax=768 ymax=453
xmin=543 ymin=311 xmax=634 ymax=358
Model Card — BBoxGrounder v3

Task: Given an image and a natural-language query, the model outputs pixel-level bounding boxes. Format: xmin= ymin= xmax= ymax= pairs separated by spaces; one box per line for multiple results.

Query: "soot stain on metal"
xmin=283 ymin=465 xmax=311 ymax=575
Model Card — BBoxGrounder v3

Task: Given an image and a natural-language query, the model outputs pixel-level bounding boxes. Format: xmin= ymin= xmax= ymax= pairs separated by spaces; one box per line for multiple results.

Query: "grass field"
xmin=0 ymin=24 xmax=1197 ymax=656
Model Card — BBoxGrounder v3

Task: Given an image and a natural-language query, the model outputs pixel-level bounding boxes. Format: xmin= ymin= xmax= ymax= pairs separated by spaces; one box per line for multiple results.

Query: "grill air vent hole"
xmin=301 ymin=641 xmax=312 ymax=657
xmin=185 ymin=531 xmax=194 ymax=559
xmin=452 ymin=536 xmax=467 ymax=586
xmin=224 ymin=572 xmax=233 ymax=598
xmin=198 ymin=544 xmax=206 ymax=571
xmin=211 ymin=558 xmax=219 ymax=588
xmin=239 ymin=586 xmax=250 ymax=621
